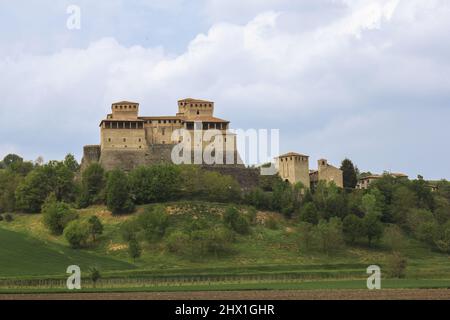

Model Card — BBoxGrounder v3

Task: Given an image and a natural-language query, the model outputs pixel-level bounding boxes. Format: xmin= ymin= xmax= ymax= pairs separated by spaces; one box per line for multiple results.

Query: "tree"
xmin=3 ymin=154 xmax=23 ymax=168
xmin=64 ymin=154 xmax=80 ymax=172
xmin=64 ymin=220 xmax=90 ymax=248
xmin=42 ymin=194 xmax=78 ymax=235
xmin=106 ymin=169 xmax=134 ymax=215
xmin=137 ymin=206 xmax=169 ymax=243
xmin=362 ymin=212 xmax=384 ymax=246
xmin=128 ymin=238 xmax=142 ymax=261
xmin=383 ymin=225 xmax=406 ymax=252
xmin=223 ymin=206 xmax=250 ymax=235
xmin=342 ymin=214 xmax=364 ymax=244
xmin=15 ymin=166 xmax=56 ymax=213
xmin=78 ymin=163 xmax=105 ymax=207
xmin=298 ymin=202 xmax=319 ymax=225
xmin=315 ymin=218 xmax=344 ymax=255
xmin=340 ymin=158 xmax=358 ymax=189
xmin=89 ymin=267 xmax=101 ymax=288
xmin=298 ymin=222 xmax=315 ymax=252
xmin=0 ymin=169 xmax=21 ymax=213
xmin=88 ymin=215 xmax=103 ymax=242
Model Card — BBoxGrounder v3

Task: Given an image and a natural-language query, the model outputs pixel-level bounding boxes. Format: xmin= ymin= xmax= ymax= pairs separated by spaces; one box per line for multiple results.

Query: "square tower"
xmin=177 ymin=98 xmax=214 ymax=119
xmin=277 ymin=152 xmax=310 ymax=188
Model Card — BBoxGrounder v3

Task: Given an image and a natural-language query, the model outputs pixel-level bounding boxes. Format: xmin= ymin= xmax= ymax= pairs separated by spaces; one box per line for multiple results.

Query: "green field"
xmin=0 ymin=201 xmax=449 ymax=292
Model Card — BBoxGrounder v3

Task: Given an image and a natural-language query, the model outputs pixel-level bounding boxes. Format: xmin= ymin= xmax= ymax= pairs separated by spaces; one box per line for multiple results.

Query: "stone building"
xmin=356 ymin=172 xmax=408 ymax=189
xmin=81 ymin=98 xmax=241 ymax=171
xmin=277 ymin=152 xmax=344 ymax=188
xmin=309 ymin=159 xmax=344 ymax=188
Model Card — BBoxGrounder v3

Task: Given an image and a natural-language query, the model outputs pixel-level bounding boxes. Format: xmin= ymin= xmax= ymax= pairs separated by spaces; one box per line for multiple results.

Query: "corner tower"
xmin=277 ymin=152 xmax=310 ymax=188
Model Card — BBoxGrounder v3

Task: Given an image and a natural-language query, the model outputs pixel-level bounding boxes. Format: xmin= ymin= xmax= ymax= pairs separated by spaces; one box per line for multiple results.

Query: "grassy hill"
xmin=0 ymin=201 xmax=449 ymax=288
xmin=0 ymin=228 xmax=133 ymax=278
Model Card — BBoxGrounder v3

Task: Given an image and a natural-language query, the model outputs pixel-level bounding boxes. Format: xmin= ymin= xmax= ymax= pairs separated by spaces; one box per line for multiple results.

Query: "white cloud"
xmin=0 ymin=0 xmax=450 ymax=179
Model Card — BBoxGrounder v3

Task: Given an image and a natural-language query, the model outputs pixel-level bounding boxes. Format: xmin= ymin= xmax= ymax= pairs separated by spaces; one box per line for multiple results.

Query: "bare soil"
xmin=1 ymin=289 xmax=450 ymax=300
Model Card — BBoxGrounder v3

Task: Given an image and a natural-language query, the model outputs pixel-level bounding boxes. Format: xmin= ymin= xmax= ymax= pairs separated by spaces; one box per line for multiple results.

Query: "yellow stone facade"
xmin=277 ymin=152 xmax=344 ymax=188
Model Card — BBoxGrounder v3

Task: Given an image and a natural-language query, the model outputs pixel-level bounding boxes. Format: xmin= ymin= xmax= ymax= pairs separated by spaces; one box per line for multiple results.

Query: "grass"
xmin=1 ymin=201 xmax=450 ymax=290
xmin=0 ymin=228 xmax=134 ymax=278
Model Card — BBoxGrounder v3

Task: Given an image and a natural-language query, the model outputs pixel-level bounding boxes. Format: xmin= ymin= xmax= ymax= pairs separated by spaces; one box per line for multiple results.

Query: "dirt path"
xmin=1 ymin=289 xmax=450 ymax=300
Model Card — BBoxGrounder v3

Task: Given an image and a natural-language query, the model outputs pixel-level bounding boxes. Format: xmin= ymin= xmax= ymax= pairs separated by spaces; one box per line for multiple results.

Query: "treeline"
xmin=1 ymin=153 xmax=450 ymax=255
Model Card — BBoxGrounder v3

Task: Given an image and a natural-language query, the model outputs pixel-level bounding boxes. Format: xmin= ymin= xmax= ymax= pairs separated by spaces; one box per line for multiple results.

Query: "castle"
xmin=277 ymin=152 xmax=344 ymax=188
xmin=81 ymin=98 xmax=344 ymax=189
xmin=82 ymin=98 xmax=241 ymax=171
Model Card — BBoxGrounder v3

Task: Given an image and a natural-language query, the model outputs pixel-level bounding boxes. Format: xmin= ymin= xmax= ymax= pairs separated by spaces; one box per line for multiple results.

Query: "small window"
xmin=138 ymin=138 xmax=141 ymax=142
xmin=108 ymin=138 xmax=111 ymax=142
xmin=123 ymin=138 xmax=126 ymax=142
xmin=197 ymin=110 xmax=200 ymax=115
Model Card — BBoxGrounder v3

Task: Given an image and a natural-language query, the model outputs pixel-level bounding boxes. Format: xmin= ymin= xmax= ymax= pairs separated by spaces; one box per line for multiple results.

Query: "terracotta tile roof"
xmin=139 ymin=116 xmax=182 ymax=120
xmin=183 ymin=116 xmax=229 ymax=123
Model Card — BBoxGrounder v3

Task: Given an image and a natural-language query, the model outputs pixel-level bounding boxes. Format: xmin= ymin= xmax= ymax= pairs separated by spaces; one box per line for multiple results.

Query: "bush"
xmin=120 ymin=220 xmax=140 ymax=242
xmin=298 ymin=222 xmax=315 ymax=252
xmin=190 ymin=226 xmax=234 ymax=258
xmin=223 ymin=206 xmax=250 ymax=235
xmin=4 ymin=213 xmax=13 ymax=222
xmin=64 ymin=220 xmax=90 ymax=248
xmin=166 ymin=231 xmax=190 ymax=254
xmin=42 ymin=194 xmax=78 ymax=235
xmin=387 ymin=252 xmax=408 ymax=278
xmin=0 ymin=215 xmax=3 ymax=222
xmin=342 ymin=214 xmax=364 ymax=244
xmin=298 ymin=203 xmax=319 ymax=225
xmin=137 ymin=206 xmax=169 ymax=243
xmin=88 ymin=216 xmax=103 ymax=242
xmin=265 ymin=215 xmax=279 ymax=230
xmin=315 ymin=218 xmax=344 ymax=255
xmin=106 ymin=169 xmax=135 ymax=215
xmin=128 ymin=238 xmax=142 ymax=261
xmin=78 ymin=163 xmax=105 ymax=207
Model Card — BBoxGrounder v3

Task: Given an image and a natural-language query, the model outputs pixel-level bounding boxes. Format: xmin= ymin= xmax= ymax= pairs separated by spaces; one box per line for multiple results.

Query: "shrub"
xmin=128 ymin=239 xmax=142 ymax=261
xmin=120 ymin=219 xmax=140 ymax=242
xmin=298 ymin=222 xmax=315 ymax=252
xmin=64 ymin=220 xmax=90 ymax=248
xmin=265 ymin=215 xmax=279 ymax=230
xmin=298 ymin=203 xmax=319 ymax=225
xmin=387 ymin=252 xmax=408 ymax=278
xmin=223 ymin=206 xmax=250 ymax=235
xmin=0 ymin=215 xmax=3 ymax=222
xmin=137 ymin=206 xmax=169 ymax=243
xmin=342 ymin=214 xmax=364 ymax=244
xmin=315 ymin=218 xmax=344 ymax=255
xmin=42 ymin=194 xmax=78 ymax=235
xmin=88 ymin=216 xmax=103 ymax=242
xmin=78 ymin=163 xmax=105 ymax=207
xmin=4 ymin=213 xmax=13 ymax=222
xmin=166 ymin=231 xmax=190 ymax=254
xmin=89 ymin=267 xmax=101 ymax=288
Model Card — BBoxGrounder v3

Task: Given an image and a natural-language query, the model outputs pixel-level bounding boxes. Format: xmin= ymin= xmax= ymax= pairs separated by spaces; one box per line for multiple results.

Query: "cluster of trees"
xmin=2 ymin=152 xmax=450 ymax=258
xmin=119 ymin=205 xmax=253 ymax=260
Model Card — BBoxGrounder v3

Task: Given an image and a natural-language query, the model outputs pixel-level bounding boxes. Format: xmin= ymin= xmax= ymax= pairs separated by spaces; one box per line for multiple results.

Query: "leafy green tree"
xmin=64 ymin=220 xmax=90 ymax=248
xmin=342 ymin=214 xmax=364 ymax=244
xmin=223 ymin=206 xmax=250 ymax=235
xmin=137 ymin=206 xmax=169 ymax=243
xmin=298 ymin=222 xmax=315 ymax=252
xmin=15 ymin=166 xmax=56 ymax=212
xmin=244 ymin=187 xmax=272 ymax=210
xmin=315 ymin=218 xmax=344 ymax=255
xmin=78 ymin=163 xmax=105 ymax=207
xmin=410 ymin=178 xmax=435 ymax=210
xmin=340 ymin=158 xmax=358 ymax=189
xmin=64 ymin=154 xmax=80 ymax=172
xmin=120 ymin=219 xmax=140 ymax=242
xmin=106 ymin=169 xmax=134 ymax=215
xmin=298 ymin=202 xmax=319 ymax=225
xmin=391 ymin=186 xmax=418 ymax=226
xmin=42 ymin=194 xmax=78 ymax=235
xmin=362 ymin=212 xmax=384 ymax=246
xmin=3 ymin=154 xmax=23 ymax=167
xmin=0 ymin=170 xmax=21 ymax=213
xmin=128 ymin=238 xmax=142 ymax=261
xmin=166 ymin=231 xmax=190 ymax=254
xmin=383 ymin=225 xmax=406 ymax=252
xmin=433 ymin=221 xmax=450 ymax=253
xmin=88 ymin=215 xmax=103 ymax=241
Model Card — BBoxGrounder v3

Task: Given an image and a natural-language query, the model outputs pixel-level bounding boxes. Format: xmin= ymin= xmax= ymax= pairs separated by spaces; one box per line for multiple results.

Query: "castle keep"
xmin=277 ymin=152 xmax=344 ymax=188
xmin=82 ymin=98 xmax=241 ymax=172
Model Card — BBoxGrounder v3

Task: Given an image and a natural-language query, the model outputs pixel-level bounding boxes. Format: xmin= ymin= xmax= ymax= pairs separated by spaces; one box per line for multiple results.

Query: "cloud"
xmin=0 ymin=0 xmax=450 ymax=179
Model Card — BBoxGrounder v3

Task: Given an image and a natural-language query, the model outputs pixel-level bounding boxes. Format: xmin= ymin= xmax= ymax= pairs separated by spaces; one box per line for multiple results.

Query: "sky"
xmin=0 ymin=0 xmax=449 ymax=179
